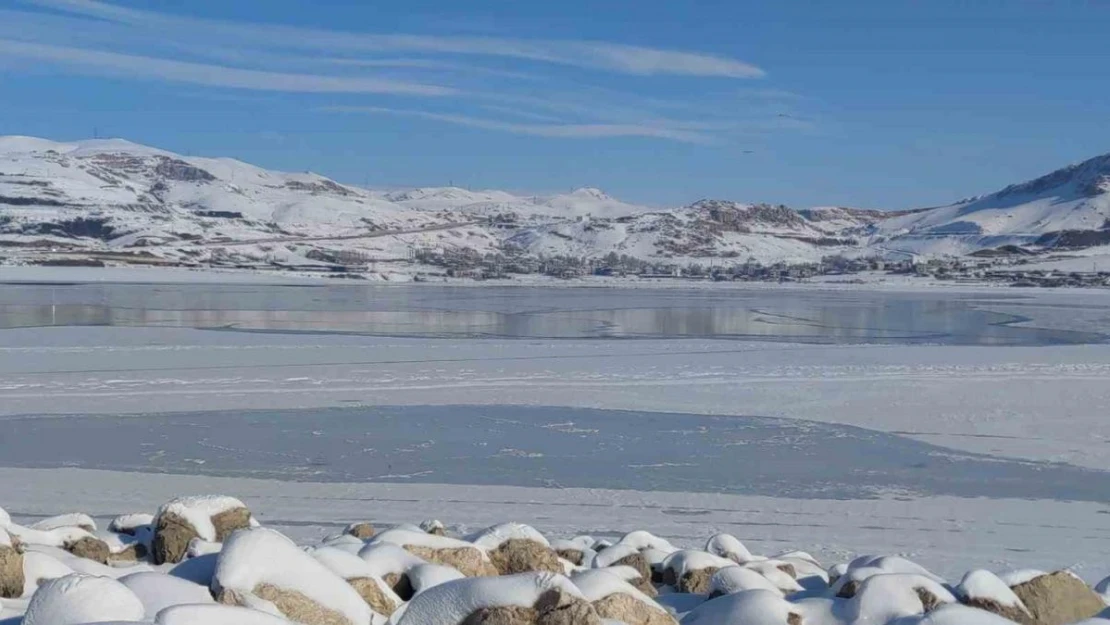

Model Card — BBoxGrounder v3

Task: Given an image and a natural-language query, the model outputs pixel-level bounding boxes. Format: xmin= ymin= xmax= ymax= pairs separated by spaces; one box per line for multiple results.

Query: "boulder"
xmin=345 ymin=522 xmax=376 ymax=540
xmin=0 ymin=530 xmax=24 ymax=599
xmin=153 ymin=496 xmax=252 ymax=564
xmin=374 ymin=528 xmax=499 ymax=577
xmin=348 ymin=577 xmax=400 ymax=616
xmin=406 ymin=544 xmax=500 ymax=578
xmin=64 ymin=536 xmax=110 ymax=564
xmin=556 ymin=549 xmax=584 ymax=566
xmin=957 ymin=570 xmax=1035 ymax=625
xmin=461 ymin=588 xmax=602 ymax=625
xmin=593 ymin=592 xmax=676 ymax=625
xmin=614 ymin=552 xmax=653 ymax=583
xmin=1010 ymin=571 xmax=1105 ymax=625
xmin=222 ymin=583 xmax=352 ymax=625
xmin=214 ymin=527 xmax=378 ymax=625
xmin=679 ymin=567 xmax=720 ymax=594
xmin=489 ymin=539 xmax=563 ymax=575
xmin=421 ymin=519 xmax=447 ymax=536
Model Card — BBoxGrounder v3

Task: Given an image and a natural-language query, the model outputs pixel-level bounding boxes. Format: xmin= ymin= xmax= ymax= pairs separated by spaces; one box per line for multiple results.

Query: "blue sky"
xmin=1 ymin=0 xmax=1108 ymax=209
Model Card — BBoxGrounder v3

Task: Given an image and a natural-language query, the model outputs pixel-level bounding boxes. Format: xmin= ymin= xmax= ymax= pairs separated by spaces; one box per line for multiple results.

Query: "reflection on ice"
xmin=3 ymin=405 xmax=1106 ymax=502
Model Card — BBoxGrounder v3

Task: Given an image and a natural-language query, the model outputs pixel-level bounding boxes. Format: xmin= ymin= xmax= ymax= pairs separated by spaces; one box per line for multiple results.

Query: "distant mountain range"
xmin=1 ymin=135 xmax=1108 ymax=269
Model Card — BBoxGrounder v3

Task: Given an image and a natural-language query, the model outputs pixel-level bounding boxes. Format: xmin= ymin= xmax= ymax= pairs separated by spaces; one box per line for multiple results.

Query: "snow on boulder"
xmin=998 ymin=570 xmax=1047 ymax=587
xmin=833 ymin=556 xmax=942 ymax=598
xmin=708 ymin=566 xmax=783 ymax=598
xmin=773 ymin=551 xmax=828 ymax=585
xmin=30 ymin=513 xmax=97 ymax=533
xmin=311 ymin=546 xmax=402 ymax=617
xmin=589 ymin=564 xmax=657 ymax=598
xmin=743 ymin=560 xmax=804 ymax=594
xmin=845 ymin=573 xmax=956 ymax=624
xmin=956 ymin=570 xmax=1033 ymax=624
xmin=109 ymin=514 xmax=155 ymax=536
xmin=22 ymin=573 xmax=146 ymax=625
xmin=168 ymin=553 xmax=218 ymax=586
xmin=551 ymin=539 xmax=596 ymax=568
xmin=660 ymin=550 xmax=735 ymax=594
xmin=573 ymin=568 xmax=675 ymax=625
xmin=420 ymin=520 xmax=447 ymax=536
xmin=213 ymin=527 xmax=382 ymax=625
xmin=595 ymin=543 xmax=654 ymax=585
xmin=613 ymin=531 xmax=676 ymax=555
xmin=7 ymin=524 xmax=112 ymax=564
xmin=894 ymin=603 xmax=1033 ymax=625
xmin=394 ymin=572 xmax=601 ymax=625
xmin=23 ymin=543 xmax=151 ymax=579
xmin=21 ymin=550 xmax=77 ymax=597
xmin=468 ymin=523 xmax=561 ymax=576
xmin=344 ymin=523 xmax=376 ymax=540
xmin=408 ymin=563 xmax=466 ymax=596
xmin=153 ymin=496 xmax=253 ymax=565
xmin=1009 ymin=570 xmax=1105 ymax=625
xmin=1 ymin=527 xmax=24 ymax=599
xmin=156 ymin=603 xmax=295 ymax=625
xmin=681 ymin=588 xmax=802 ymax=625
xmin=706 ymin=534 xmax=756 ymax=564
xmin=357 ymin=542 xmax=429 ymax=600
xmin=370 ymin=529 xmax=498 ymax=578
xmin=119 ymin=570 xmax=214 ymax=615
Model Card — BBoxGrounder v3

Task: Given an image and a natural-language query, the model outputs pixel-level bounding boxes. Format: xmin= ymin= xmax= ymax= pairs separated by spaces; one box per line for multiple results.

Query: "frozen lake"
xmin=2 ymin=405 xmax=1106 ymax=502
xmin=0 ymin=283 xmax=1105 ymax=345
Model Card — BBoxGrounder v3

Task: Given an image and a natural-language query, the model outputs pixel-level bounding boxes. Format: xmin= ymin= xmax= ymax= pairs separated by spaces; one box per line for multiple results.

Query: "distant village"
xmin=399 ymin=247 xmax=1110 ymax=288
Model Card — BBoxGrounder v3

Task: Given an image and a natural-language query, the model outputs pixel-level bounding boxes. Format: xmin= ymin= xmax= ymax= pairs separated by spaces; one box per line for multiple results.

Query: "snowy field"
xmin=1 ymin=283 xmax=1110 ymax=623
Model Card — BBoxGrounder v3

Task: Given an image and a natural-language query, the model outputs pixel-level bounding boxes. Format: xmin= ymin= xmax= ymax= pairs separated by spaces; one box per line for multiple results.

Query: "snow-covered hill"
xmin=2 ymin=135 xmax=1109 ymax=272
xmin=871 ymin=154 xmax=1110 ymax=256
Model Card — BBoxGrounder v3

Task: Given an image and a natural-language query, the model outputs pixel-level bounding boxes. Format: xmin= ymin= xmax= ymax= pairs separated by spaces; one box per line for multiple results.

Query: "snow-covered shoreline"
xmin=2 ymin=468 xmax=1110 ymax=624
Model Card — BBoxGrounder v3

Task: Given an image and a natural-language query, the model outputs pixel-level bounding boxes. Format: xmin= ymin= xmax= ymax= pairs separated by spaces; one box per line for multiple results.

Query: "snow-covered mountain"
xmin=2 ymin=135 xmax=1109 ymax=271
xmin=871 ymin=154 xmax=1110 ymax=256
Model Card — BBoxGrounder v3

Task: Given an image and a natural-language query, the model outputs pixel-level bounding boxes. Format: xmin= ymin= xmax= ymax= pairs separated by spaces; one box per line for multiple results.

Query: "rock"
xmin=421 ymin=519 xmax=447 ymax=536
xmin=345 ymin=522 xmax=376 ymax=540
xmin=1010 ymin=571 xmax=1105 ymax=625
xmin=221 ymin=583 xmax=352 ymax=625
xmin=153 ymin=497 xmax=252 ymax=564
xmin=383 ymin=571 xmax=415 ymax=601
xmin=679 ymin=567 xmax=720 ymax=594
xmin=64 ymin=536 xmax=110 ymax=564
xmin=614 ymin=552 xmax=654 ymax=585
xmin=593 ymin=592 xmax=676 ymax=625
xmin=489 ymin=539 xmax=563 ymax=576
xmin=461 ymin=588 xmax=602 ymax=625
xmin=557 ymin=549 xmax=584 ymax=566
xmin=405 ymin=545 xmax=499 ymax=577
xmin=957 ymin=570 xmax=1035 ymax=625
xmin=0 ymin=531 xmax=24 ymax=599
xmin=214 ymin=527 xmax=377 ymax=625
xmin=348 ymin=577 xmax=399 ymax=616
xmin=109 ymin=543 xmax=147 ymax=562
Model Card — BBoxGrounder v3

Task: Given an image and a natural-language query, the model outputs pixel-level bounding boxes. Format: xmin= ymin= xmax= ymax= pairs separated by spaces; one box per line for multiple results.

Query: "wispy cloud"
xmin=325 ymin=106 xmax=716 ymax=144
xmin=4 ymin=0 xmax=806 ymax=144
xmin=0 ymin=39 xmax=456 ymax=95
xmin=24 ymin=0 xmax=765 ymax=78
